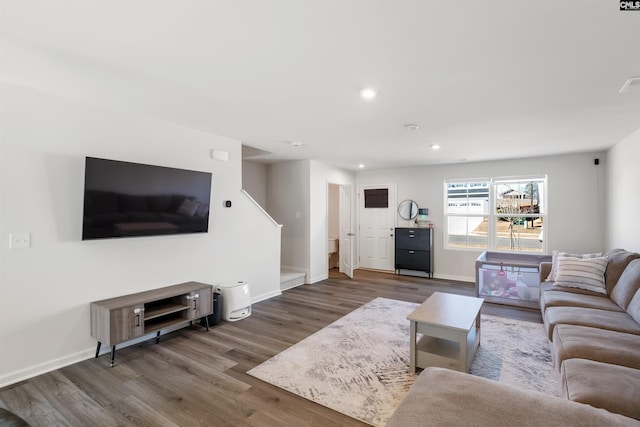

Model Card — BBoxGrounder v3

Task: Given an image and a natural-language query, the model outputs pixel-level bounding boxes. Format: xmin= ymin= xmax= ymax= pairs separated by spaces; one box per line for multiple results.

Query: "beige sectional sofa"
xmin=539 ymin=248 xmax=640 ymax=421
xmin=387 ymin=248 xmax=640 ymax=426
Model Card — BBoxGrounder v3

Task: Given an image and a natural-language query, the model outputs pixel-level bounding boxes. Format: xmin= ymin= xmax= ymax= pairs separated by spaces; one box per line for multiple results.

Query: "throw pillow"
xmin=545 ymin=250 xmax=602 ymax=282
xmin=176 ymin=198 xmax=199 ymax=216
xmin=554 ymin=256 xmax=608 ymax=294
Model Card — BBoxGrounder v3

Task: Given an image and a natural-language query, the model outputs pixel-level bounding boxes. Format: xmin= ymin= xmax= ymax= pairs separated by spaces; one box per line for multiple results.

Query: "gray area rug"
xmin=247 ymin=297 xmax=557 ymax=427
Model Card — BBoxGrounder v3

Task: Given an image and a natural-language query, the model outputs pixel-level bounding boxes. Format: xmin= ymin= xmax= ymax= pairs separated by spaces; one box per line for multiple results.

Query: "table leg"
xmin=156 ymin=331 xmax=161 ymax=344
xmin=95 ymin=341 xmax=102 ymax=358
xmin=110 ymin=346 xmax=116 ymax=367
xmin=410 ymin=320 xmax=416 ymax=372
xmin=204 ymin=315 xmax=210 ymax=331
xmin=459 ymin=330 xmax=467 ymax=372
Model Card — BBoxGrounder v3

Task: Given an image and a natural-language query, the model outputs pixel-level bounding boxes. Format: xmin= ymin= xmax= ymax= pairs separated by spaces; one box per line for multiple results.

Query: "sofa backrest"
xmin=627 ymin=287 xmax=640 ymax=325
xmin=610 ymin=258 xmax=640 ymax=310
xmin=605 ymin=249 xmax=640 ymax=295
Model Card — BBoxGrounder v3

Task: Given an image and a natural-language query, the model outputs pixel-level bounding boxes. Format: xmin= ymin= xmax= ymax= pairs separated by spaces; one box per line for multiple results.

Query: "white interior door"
xmin=339 ymin=184 xmax=354 ymax=278
xmin=358 ymin=185 xmax=396 ymax=271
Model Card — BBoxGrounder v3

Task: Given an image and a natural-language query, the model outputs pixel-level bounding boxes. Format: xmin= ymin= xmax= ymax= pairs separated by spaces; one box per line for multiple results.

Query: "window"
xmin=445 ymin=180 xmax=490 ymax=250
xmin=444 ymin=176 xmax=547 ymax=253
xmin=364 ymin=188 xmax=388 ymax=208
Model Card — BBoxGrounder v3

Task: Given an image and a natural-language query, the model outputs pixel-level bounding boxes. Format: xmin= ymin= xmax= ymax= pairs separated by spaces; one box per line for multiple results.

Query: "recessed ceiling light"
xmin=358 ymin=164 xmax=365 ymax=169
xmin=291 ymin=141 xmax=303 ymax=147
xmin=360 ymin=88 xmax=377 ymax=100
xmin=431 ymin=144 xmax=441 ymax=150
xmin=404 ymin=124 xmax=420 ymax=131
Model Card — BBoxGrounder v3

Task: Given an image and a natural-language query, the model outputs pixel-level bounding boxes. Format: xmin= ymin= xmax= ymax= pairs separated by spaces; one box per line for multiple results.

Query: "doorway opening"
xmin=328 ymin=183 xmax=340 ymax=271
xmin=328 ymin=182 xmax=354 ymax=278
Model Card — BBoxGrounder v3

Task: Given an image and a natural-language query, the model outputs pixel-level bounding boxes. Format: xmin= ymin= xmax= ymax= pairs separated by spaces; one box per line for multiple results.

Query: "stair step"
xmin=280 ymin=270 xmax=305 ymax=290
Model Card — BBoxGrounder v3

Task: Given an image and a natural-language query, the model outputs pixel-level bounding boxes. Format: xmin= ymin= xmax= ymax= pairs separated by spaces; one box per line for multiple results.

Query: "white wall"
xmin=356 ymin=152 xmax=606 ymax=281
xmin=0 ymin=39 xmax=280 ymax=387
xmin=242 ymin=160 xmax=268 ymax=208
xmin=607 ymin=128 xmax=640 ymax=253
xmin=264 ymin=160 xmax=355 ymax=282
xmin=267 ymin=160 xmax=311 ymax=275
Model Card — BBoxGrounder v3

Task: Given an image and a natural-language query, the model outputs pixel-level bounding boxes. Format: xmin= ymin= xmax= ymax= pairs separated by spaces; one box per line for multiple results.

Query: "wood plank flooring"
xmin=0 ymin=270 xmax=542 ymax=426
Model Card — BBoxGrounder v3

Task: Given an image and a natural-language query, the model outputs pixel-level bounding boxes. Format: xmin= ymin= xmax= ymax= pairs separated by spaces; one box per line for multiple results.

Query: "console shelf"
xmin=144 ymin=313 xmax=187 ymax=333
xmin=90 ymin=281 xmax=213 ymax=366
xmin=144 ymin=303 xmax=190 ymax=320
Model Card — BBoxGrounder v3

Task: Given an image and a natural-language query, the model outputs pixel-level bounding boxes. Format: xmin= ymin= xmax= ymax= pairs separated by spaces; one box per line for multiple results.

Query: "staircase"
xmin=280 ymin=267 xmax=306 ymax=290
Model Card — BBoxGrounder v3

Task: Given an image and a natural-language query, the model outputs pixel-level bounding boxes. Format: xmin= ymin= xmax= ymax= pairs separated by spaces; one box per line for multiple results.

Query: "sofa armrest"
xmin=386 ymin=367 xmax=639 ymax=427
xmin=540 ymin=261 xmax=552 ymax=282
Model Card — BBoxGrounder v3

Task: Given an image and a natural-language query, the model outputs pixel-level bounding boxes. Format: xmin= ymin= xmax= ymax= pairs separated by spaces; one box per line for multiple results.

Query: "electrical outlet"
xmin=9 ymin=232 xmax=31 ymax=249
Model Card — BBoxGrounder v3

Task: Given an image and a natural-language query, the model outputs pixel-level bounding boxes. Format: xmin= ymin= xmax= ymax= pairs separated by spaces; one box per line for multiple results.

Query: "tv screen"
xmin=82 ymin=157 xmax=212 ymax=240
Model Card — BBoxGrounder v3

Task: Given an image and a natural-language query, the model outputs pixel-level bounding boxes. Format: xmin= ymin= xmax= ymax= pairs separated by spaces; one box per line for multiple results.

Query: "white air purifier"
xmin=217 ymin=281 xmax=251 ymax=321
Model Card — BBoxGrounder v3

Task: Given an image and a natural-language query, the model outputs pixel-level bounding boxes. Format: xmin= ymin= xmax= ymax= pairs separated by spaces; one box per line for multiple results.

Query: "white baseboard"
xmin=0 ymin=348 xmax=94 ymax=388
xmin=251 ymin=289 xmax=282 ymax=304
xmin=309 ymin=273 xmax=328 ymax=284
xmin=395 ymin=269 xmax=474 ymax=283
xmin=433 ymin=273 xmax=474 ymax=283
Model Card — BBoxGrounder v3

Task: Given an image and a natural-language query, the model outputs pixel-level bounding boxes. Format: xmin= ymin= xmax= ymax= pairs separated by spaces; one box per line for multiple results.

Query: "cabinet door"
xmin=186 ymin=288 xmax=213 ymax=320
xmin=110 ymin=304 xmax=144 ymax=344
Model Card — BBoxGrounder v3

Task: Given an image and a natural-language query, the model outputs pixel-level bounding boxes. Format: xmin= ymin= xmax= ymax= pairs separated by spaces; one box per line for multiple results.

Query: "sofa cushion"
xmin=611 ymin=259 xmax=640 ymax=310
xmin=386 ymin=367 xmax=639 ymax=427
xmin=561 ymin=359 xmax=640 ymax=421
xmin=540 ymin=290 xmax=622 ymax=323
xmin=552 ymin=324 xmax=640 ymax=372
xmin=605 ymin=250 xmax=640 ymax=294
xmin=628 ymin=289 xmax=640 ymax=325
xmin=544 ymin=306 xmax=640 ymax=340
xmin=554 ymin=256 xmax=608 ymax=294
xmin=546 ymin=250 xmax=602 ymax=282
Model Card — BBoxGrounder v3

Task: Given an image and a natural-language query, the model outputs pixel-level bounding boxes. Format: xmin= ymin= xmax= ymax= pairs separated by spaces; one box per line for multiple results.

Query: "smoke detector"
xmin=620 ymin=76 xmax=640 ymax=93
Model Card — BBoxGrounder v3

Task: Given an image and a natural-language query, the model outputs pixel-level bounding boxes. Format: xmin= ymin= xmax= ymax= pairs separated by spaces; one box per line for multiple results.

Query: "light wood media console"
xmin=90 ymin=281 xmax=213 ymax=366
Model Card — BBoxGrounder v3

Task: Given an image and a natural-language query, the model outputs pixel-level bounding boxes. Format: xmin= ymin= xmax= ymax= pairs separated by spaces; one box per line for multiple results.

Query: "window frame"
xmin=444 ymin=175 xmax=547 ymax=254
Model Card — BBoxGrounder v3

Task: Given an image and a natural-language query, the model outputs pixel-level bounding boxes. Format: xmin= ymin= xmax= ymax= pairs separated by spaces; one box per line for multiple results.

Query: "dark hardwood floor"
xmin=0 ymin=269 xmax=542 ymax=426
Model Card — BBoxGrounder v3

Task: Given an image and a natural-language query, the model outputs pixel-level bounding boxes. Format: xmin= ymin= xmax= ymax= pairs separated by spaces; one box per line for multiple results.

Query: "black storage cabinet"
xmin=395 ymin=227 xmax=433 ymax=277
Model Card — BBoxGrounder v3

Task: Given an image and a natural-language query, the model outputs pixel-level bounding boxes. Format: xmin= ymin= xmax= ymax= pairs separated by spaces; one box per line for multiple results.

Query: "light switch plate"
xmin=9 ymin=232 xmax=31 ymax=249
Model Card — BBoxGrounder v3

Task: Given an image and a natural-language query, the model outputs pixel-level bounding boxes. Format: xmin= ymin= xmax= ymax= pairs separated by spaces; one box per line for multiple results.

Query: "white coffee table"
xmin=408 ymin=292 xmax=484 ymax=373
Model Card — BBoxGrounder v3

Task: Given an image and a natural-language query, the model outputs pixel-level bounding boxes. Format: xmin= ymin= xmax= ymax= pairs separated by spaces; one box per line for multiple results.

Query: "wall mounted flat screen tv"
xmin=82 ymin=157 xmax=212 ymax=240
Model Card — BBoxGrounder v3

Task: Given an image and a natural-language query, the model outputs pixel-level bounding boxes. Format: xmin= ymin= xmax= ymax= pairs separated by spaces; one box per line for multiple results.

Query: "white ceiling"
xmin=2 ymin=0 xmax=640 ymax=170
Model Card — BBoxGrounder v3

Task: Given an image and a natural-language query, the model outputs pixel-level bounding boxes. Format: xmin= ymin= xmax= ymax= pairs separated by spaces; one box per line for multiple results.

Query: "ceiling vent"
xmin=620 ymin=76 xmax=640 ymax=93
